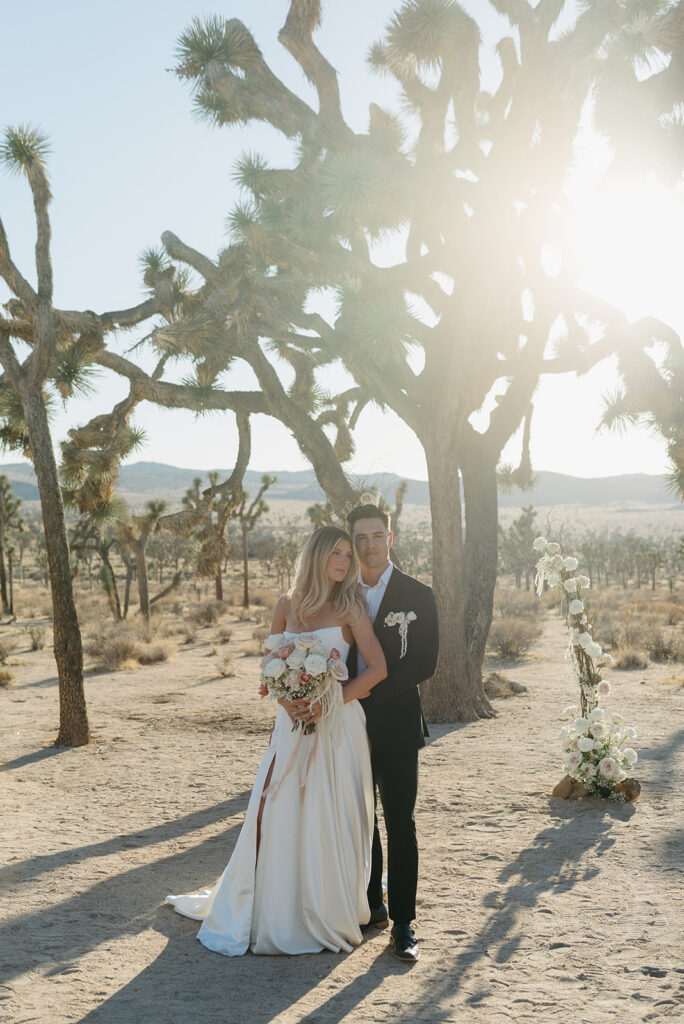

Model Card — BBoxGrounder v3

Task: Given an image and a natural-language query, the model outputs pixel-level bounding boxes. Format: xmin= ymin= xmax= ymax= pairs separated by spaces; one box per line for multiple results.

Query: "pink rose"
xmin=331 ymin=661 xmax=349 ymax=681
xmin=276 ymin=643 xmax=295 ymax=660
xmin=297 ymin=670 xmax=313 ymax=685
xmin=258 ymin=681 xmax=269 ymax=698
xmin=294 ymin=634 xmax=320 ymax=650
xmin=329 ymin=647 xmax=341 ymax=660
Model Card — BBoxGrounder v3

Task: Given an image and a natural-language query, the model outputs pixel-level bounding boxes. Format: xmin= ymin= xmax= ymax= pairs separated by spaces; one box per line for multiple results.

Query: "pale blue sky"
xmin=1 ymin=0 xmax=682 ymax=483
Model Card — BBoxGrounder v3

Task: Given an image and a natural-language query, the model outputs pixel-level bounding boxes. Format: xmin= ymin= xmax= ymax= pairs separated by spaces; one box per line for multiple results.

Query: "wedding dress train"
xmin=166 ymin=627 xmax=374 ymax=956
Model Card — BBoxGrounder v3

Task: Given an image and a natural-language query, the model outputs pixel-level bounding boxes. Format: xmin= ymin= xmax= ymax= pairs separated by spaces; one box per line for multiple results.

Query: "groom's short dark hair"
xmin=347 ymin=504 xmax=391 ymax=533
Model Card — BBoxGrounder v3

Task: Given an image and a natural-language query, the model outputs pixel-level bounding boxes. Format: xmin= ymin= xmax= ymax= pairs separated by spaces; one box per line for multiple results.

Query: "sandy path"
xmin=1 ymin=613 xmax=683 ymax=1024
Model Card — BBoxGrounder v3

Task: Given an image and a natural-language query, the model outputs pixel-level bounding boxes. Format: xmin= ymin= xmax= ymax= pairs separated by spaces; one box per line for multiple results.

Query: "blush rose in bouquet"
xmin=259 ymin=632 xmax=348 ymax=735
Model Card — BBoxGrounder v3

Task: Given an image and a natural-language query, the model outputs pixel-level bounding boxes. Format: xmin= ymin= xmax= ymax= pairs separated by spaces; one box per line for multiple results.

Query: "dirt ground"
xmin=1 ymin=611 xmax=683 ymax=1024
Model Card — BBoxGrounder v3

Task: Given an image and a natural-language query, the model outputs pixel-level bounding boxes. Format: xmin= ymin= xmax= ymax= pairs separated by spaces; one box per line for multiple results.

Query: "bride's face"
xmin=326 ymin=539 xmax=353 ymax=586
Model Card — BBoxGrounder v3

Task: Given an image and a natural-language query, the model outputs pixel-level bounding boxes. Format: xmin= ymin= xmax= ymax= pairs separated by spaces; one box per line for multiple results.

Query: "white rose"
xmin=533 ymin=536 xmax=548 ymax=551
xmin=624 ymin=726 xmax=637 ymax=740
xmin=598 ymin=756 xmax=617 ymax=778
xmin=263 ymin=658 xmax=287 ymax=680
xmin=576 ymin=575 xmax=591 ymax=589
xmin=563 ymin=556 xmax=579 ymax=571
xmin=558 ymin=727 xmax=570 ymax=742
xmin=547 ymin=542 xmax=561 ymax=555
xmin=264 ymin=633 xmax=286 ymax=651
xmin=331 ymin=660 xmax=349 ymax=681
xmin=286 ymin=647 xmax=307 ymax=669
xmin=565 ymin=751 xmax=582 ymax=771
xmin=568 ymin=599 xmax=585 ymax=616
xmin=591 ymin=722 xmax=609 ymax=739
xmin=578 ymin=737 xmax=594 ymax=752
xmin=563 ymin=705 xmax=579 ymax=717
xmin=588 ymin=708 xmax=605 ymax=721
xmin=623 ymin=747 xmax=638 ymax=765
xmin=563 ymin=578 xmax=578 ymax=593
xmin=577 ymin=632 xmax=592 ymax=649
xmin=304 ymin=653 xmax=327 ymax=676
xmin=547 ymin=572 xmax=561 ymax=587
xmin=310 ymin=642 xmax=329 ymax=660
xmin=572 ymin=717 xmax=589 ymax=733
xmin=614 ymin=768 xmax=627 ymax=782
xmin=360 ymin=492 xmax=377 ymax=504
xmin=587 ymin=642 xmax=603 ymax=659
xmin=598 ymin=680 xmax=611 ymax=696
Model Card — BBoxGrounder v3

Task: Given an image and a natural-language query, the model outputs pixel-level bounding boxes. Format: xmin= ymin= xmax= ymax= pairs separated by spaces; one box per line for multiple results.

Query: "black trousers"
xmin=367 ymin=748 xmax=419 ymax=925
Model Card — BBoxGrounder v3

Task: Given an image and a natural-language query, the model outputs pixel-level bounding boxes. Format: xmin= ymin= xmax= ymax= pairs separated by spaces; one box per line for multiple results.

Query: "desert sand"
xmin=1 ymin=613 xmax=683 ymax=1024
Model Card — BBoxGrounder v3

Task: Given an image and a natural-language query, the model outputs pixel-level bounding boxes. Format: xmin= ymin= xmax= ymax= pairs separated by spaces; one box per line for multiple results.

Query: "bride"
xmin=166 ymin=526 xmax=387 ymax=956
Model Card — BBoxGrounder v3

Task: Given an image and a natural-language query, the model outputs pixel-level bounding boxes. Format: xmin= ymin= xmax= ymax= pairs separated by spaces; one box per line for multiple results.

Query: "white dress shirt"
xmin=356 ymin=561 xmax=394 ymax=675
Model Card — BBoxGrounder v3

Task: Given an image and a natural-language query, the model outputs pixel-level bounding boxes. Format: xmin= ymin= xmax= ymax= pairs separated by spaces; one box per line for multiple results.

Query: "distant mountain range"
xmin=1 ymin=460 xmax=680 ymax=510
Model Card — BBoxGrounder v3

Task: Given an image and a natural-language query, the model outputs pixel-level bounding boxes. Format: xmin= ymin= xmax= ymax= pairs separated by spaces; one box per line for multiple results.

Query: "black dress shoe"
xmin=390 ymin=923 xmax=420 ymax=962
xmin=361 ymin=902 xmax=389 ymax=932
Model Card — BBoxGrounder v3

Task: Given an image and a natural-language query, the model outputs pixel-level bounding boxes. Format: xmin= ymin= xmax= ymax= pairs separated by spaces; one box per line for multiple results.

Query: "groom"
xmin=347 ymin=503 xmax=439 ymax=963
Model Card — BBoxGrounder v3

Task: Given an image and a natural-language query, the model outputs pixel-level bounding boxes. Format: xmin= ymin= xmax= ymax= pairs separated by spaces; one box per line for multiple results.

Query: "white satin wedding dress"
xmin=166 ymin=627 xmax=374 ymax=956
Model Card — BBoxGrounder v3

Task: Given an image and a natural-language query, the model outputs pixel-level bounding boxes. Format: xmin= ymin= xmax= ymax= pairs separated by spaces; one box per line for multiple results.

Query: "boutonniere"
xmin=384 ymin=611 xmax=417 ymax=658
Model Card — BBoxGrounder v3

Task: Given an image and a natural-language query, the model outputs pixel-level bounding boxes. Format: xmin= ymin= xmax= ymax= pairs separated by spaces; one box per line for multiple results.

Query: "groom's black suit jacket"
xmin=347 ymin=566 xmax=439 ymax=754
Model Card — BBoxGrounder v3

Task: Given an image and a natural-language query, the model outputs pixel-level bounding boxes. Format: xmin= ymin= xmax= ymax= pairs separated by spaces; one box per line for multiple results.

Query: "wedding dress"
xmin=166 ymin=626 xmax=374 ymax=956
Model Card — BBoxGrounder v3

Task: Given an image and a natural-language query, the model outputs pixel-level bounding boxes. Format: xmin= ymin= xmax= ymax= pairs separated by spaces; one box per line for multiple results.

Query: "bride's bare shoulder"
xmin=271 ymin=594 xmax=291 ymax=631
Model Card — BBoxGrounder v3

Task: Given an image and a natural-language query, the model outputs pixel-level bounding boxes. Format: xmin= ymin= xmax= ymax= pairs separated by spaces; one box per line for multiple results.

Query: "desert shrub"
xmin=135 ymin=640 xmax=174 ymax=665
xmin=217 ymin=626 xmax=233 ymax=643
xmin=486 ymin=616 xmax=541 ymax=659
xmin=0 ymin=669 xmax=13 ymax=687
xmin=242 ymin=640 xmax=262 ymax=657
xmin=219 ymin=654 xmax=236 ymax=678
xmin=85 ymin=626 xmax=139 ymax=670
xmin=25 ymin=625 xmax=47 ymax=650
xmin=483 ymin=671 xmax=527 ymax=698
xmin=180 ymin=620 xmax=198 ymax=644
xmin=190 ymin=599 xmax=228 ymax=626
xmin=253 ymin=625 xmax=269 ymax=644
xmin=643 ymin=626 xmax=682 ymax=663
xmin=613 ymin=647 xmax=649 ymax=670
xmin=0 ymin=636 xmax=18 ymax=664
xmin=650 ymin=601 xmax=684 ymax=626
xmin=493 ymin=589 xmax=540 ymax=619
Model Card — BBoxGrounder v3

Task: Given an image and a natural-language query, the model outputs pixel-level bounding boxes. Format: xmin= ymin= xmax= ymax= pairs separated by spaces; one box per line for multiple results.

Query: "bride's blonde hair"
xmin=289 ymin=526 xmax=364 ymax=627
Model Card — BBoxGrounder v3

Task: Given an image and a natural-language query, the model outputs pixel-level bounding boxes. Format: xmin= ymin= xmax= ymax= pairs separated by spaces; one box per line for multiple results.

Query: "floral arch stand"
xmin=533 ymin=538 xmax=641 ymax=803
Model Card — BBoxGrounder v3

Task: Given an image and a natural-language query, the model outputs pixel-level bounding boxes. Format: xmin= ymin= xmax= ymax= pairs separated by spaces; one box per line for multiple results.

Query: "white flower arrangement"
xmin=384 ymin=610 xmax=417 ymax=658
xmin=534 ymin=536 xmax=639 ymax=800
xmin=259 ymin=637 xmax=346 ymax=735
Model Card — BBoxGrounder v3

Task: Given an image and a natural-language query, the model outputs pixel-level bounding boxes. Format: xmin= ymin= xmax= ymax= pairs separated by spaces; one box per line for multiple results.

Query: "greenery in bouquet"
xmin=533 ymin=537 xmax=639 ymax=800
xmin=259 ymin=632 xmax=347 ymax=735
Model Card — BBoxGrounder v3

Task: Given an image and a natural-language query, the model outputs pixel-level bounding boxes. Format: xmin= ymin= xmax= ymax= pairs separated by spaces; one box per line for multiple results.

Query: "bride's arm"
xmin=342 ymin=611 xmax=387 ymax=704
xmin=269 ymin=595 xmax=289 ymax=633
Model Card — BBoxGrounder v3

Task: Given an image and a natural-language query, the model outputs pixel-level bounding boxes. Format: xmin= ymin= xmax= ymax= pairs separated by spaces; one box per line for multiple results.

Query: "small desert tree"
xmin=238 ymin=474 xmax=276 ymax=607
xmin=0 ymin=474 xmax=24 ymax=613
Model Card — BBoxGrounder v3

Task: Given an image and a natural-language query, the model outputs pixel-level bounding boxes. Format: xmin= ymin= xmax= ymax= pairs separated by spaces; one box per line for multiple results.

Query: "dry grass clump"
xmin=250 ymin=588 xmax=278 ymax=608
xmin=483 ymin=671 xmax=528 ymax=699
xmin=643 ymin=626 xmax=684 ymax=663
xmin=252 ymin=624 xmax=269 ymax=645
xmin=180 ymin=620 xmax=198 ymax=644
xmin=242 ymin=640 xmax=262 ymax=657
xmin=613 ymin=647 xmax=649 ymax=670
xmin=189 ymin=599 xmax=228 ymax=626
xmin=0 ymin=636 xmax=19 ymax=664
xmin=24 ymin=625 xmax=47 ymax=650
xmin=217 ymin=625 xmax=233 ymax=643
xmin=493 ymin=589 xmax=540 ymax=619
xmin=85 ymin=623 xmax=175 ymax=670
xmin=486 ymin=616 xmax=542 ymax=659
xmin=650 ymin=601 xmax=684 ymax=626
xmin=219 ymin=654 xmax=236 ymax=678
xmin=0 ymin=669 xmax=14 ymax=687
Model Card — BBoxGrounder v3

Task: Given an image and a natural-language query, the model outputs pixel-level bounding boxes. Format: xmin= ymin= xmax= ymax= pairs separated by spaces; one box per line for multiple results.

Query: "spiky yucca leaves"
xmin=601 ymin=329 xmax=684 ymax=499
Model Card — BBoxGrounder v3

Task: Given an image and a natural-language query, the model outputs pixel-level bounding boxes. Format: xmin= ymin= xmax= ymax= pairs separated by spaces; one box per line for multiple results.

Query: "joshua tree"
xmin=168 ymin=0 xmax=683 ymax=718
xmin=0 ymin=474 xmax=24 ymax=613
xmin=114 ymin=500 xmax=170 ymax=620
xmin=238 ymin=474 xmax=276 ymax=607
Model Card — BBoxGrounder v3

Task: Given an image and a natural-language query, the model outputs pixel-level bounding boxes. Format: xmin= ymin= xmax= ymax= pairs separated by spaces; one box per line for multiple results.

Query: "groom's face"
xmin=352 ymin=517 xmax=393 ymax=572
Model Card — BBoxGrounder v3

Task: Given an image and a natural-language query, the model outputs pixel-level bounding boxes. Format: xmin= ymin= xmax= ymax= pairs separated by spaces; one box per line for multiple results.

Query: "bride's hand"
xmin=279 ymin=698 xmax=322 ymax=727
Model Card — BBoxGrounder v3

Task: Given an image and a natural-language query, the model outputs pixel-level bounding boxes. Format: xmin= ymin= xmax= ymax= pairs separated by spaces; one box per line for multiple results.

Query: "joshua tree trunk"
xmin=123 ymin=563 xmax=134 ymax=618
xmin=215 ymin=570 xmax=223 ymax=601
xmin=136 ymin=537 xmax=151 ymax=619
xmin=242 ymin=523 xmax=249 ymax=608
xmin=7 ymin=549 xmax=13 ymax=616
xmin=0 ymin=534 xmax=8 ymax=614
xmin=22 ymin=390 xmax=88 ymax=745
xmin=420 ymin=425 xmax=496 ymax=722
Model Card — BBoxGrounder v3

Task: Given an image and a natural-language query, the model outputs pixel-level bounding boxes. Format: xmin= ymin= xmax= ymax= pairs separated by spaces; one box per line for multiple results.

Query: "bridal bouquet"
xmin=534 ymin=536 xmax=639 ymax=800
xmin=259 ymin=633 xmax=347 ymax=735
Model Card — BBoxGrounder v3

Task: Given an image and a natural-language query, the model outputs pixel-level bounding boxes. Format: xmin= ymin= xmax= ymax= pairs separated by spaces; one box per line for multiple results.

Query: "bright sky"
xmin=1 ymin=0 xmax=682 ymax=483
